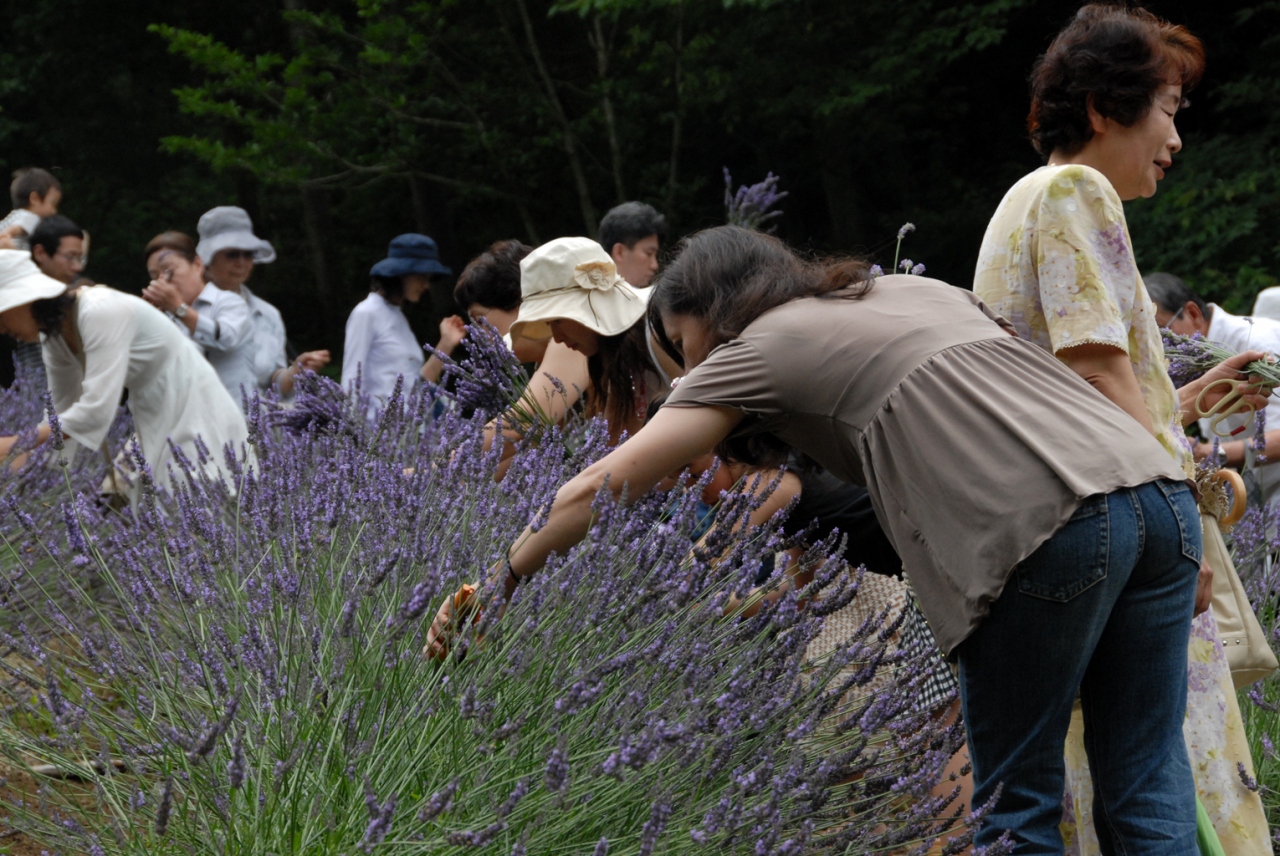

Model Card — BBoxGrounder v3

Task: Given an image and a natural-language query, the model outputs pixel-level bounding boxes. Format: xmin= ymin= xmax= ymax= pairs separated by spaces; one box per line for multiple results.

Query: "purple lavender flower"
xmin=544 ymin=745 xmax=570 ymax=793
xmin=360 ymin=790 xmax=396 ymax=853
xmin=724 ymin=168 xmax=788 ymax=233
xmin=417 ymin=779 xmax=459 ymax=822
xmin=155 ymin=777 xmax=174 ymax=837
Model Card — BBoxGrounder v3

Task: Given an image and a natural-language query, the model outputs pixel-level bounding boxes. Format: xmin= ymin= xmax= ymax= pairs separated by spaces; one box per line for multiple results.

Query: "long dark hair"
xmin=648 ymin=225 xmax=873 ymax=367
xmin=588 ymin=317 xmax=654 ymax=442
xmin=371 ymin=275 xmax=405 ymax=300
xmin=31 ymin=292 xmax=76 ymax=336
xmin=648 ymin=225 xmax=875 ymax=466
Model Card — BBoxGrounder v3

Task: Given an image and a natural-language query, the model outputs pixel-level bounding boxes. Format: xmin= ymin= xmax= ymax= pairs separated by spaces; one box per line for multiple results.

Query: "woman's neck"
xmin=1047 ymin=144 xmax=1116 ymax=190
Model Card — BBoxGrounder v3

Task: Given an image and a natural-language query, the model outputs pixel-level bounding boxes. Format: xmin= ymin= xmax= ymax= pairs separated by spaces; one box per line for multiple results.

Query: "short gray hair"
xmin=1144 ymin=271 xmax=1207 ymax=317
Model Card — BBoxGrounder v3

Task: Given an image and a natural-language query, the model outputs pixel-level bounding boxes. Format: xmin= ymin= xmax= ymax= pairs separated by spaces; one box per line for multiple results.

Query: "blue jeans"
xmin=957 ymin=480 xmax=1202 ymax=854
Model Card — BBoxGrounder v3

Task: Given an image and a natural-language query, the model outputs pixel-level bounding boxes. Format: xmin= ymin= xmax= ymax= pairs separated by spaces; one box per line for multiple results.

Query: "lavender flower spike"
xmin=897 ymin=222 xmax=916 ymax=240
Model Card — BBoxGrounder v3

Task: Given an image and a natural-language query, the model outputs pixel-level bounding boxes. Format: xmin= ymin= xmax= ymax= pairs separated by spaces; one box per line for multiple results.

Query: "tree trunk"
xmin=590 ymin=15 xmax=626 ymax=204
xmin=299 ymin=184 xmax=337 ymax=317
xmin=409 ymin=174 xmax=459 ymax=268
xmin=512 ymin=0 xmax=599 ymax=236
xmin=665 ymin=0 xmax=685 ymax=214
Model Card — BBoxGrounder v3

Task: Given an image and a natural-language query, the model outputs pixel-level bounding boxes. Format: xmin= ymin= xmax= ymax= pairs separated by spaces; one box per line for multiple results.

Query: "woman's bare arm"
xmin=482 ymin=340 xmax=590 ymax=474
xmin=425 ymin=404 xmax=744 ymax=657
xmin=1057 ymin=342 xmax=1155 ymax=434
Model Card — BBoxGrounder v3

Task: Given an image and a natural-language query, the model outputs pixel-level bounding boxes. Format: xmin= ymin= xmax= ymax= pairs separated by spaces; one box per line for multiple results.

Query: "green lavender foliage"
xmin=0 ymin=371 xmax=986 ymax=854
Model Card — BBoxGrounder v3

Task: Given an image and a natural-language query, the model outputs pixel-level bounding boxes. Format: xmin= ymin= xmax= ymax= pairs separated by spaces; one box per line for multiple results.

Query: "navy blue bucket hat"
xmin=370 ymin=234 xmax=452 ymax=278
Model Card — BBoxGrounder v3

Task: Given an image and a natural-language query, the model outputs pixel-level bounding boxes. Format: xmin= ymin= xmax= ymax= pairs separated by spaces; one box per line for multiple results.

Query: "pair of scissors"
xmin=1195 ymin=378 xmax=1257 ymax=439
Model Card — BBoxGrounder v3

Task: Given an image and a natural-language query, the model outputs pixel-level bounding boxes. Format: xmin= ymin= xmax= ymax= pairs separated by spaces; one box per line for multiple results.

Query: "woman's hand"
xmin=1177 ymin=350 xmax=1273 ymax=426
xmin=142 ymin=278 xmax=185 ymax=314
xmin=1194 ymin=559 xmax=1213 ymax=617
xmin=439 ymin=316 xmax=467 ymax=353
xmin=422 ymin=317 xmax=468 ymax=384
xmin=295 ymin=349 xmax=331 ymax=372
xmin=423 ymin=562 xmax=520 ymax=659
xmin=424 ymin=582 xmax=480 ymax=660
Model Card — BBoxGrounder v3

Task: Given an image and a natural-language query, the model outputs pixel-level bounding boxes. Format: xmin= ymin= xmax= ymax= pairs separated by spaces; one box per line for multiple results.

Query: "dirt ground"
xmin=0 ymin=763 xmax=58 ymax=855
xmin=0 ymin=756 xmax=118 ymax=856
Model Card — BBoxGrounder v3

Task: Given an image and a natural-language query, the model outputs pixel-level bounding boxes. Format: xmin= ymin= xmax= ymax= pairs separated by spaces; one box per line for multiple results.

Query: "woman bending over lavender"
xmin=428 ymin=225 xmax=1252 ymax=854
xmin=0 ymin=250 xmax=248 ymax=498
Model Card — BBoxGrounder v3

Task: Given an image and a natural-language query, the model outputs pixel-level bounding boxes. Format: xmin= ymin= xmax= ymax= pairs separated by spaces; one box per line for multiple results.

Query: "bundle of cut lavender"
xmin=1161 ymin=329 xmax=1280 ymax=388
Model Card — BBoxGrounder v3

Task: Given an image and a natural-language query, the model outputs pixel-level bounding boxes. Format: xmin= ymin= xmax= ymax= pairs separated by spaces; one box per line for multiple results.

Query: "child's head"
xmin=10 ymin=168 xmax=62 ymax=217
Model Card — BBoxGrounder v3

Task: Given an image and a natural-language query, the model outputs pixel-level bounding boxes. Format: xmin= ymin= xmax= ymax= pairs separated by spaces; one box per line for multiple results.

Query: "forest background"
xmin=0 ymin=0 xmax=1276 ymax=381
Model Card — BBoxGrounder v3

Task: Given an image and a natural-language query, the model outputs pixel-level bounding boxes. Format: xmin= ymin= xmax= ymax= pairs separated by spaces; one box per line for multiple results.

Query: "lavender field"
xmin=0 ymin=361 xmax=994 ymax=855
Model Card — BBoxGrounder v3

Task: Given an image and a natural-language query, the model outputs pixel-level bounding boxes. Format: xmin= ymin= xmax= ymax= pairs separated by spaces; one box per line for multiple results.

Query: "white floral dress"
xmin=975 ymin=164 xmax=1270 ymax=854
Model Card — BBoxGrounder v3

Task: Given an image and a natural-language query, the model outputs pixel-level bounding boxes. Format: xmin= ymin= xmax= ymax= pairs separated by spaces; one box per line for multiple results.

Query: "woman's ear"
xmin=1085 ymin=93 xmax=1109 ymax=137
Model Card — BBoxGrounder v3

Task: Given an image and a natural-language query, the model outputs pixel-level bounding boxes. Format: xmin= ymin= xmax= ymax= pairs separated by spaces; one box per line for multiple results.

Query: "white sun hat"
xmin=195 ymin=206 xmax=277 ymax=265
xmin=0 ymin=249 xmax=67 ymax=316
xmin=508 ymin=237 xmax=647 ymax=342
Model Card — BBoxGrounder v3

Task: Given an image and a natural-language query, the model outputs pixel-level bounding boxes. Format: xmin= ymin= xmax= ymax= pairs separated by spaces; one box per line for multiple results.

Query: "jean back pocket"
xmin=1016 ymin=494 xmax=1110 ymax=602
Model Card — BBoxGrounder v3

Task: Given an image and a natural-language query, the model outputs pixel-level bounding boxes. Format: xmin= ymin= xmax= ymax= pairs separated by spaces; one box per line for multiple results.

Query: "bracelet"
xmin=504 ymin=557 xmax=521 ymax=586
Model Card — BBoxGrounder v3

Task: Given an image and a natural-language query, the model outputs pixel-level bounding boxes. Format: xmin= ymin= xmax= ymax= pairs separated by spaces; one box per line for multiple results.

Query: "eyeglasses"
xmin=219 ymin=249 xmax=255 ymax=262
xmin=55 ymin=251 xmax=87 ymax=265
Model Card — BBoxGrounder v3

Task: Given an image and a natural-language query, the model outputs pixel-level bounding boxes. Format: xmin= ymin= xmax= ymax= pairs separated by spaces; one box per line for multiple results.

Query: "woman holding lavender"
xmin=501 ymin=236 xmax=682 ymax=444
xmin=973 ymin=5 xmax=1269 ymax=851
xmin=431 ymin=225 xmax=1215 ymax=853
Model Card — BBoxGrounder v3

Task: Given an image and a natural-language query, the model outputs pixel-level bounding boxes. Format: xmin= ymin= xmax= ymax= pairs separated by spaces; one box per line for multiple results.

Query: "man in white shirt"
xmin=1149 ymin=271 xmax=1280 ymax=507
xmin=597 ymin=202 xmax=666 ymax=288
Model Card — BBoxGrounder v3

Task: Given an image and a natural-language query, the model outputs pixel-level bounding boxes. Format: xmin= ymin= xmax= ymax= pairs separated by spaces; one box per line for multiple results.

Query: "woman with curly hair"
xmin=429 ymin=225 xmax=1257 ymax=853
xmin=975 ymin=5 xmax=1270 ymax=852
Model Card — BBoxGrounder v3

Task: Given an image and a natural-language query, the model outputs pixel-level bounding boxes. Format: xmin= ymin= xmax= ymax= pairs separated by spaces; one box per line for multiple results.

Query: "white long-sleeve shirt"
xmin=168 ymin=283 xmax=255 ymax=410
xmin=341 ymin=292 xmax=424 ymax=418
xmin=1200 ymin=305 xmax=1280 ymax=507
xmin=43 ymin=286 xmax=249 ymax=495
xmin=239 ymin=284 xmax=290 ymax=393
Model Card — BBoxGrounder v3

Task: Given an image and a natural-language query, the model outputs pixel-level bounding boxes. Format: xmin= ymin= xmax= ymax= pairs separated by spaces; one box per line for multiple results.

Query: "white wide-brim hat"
xmin=196 ymin=206 xmax=277 ymax=265
xmin=0 ymin=250 xmax=67 ymax=316
xmin=509 ymin=236 xmax=647 ymax=342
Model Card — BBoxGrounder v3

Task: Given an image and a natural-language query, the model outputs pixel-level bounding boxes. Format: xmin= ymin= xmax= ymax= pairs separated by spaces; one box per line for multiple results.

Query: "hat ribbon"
xmin=529 ymin=274 xmax=639 ymax=331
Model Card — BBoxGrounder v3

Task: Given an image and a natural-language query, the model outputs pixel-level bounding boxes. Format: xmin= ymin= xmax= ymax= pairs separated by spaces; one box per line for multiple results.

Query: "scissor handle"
xmin=426 ymin=584 xmax=483 ymax=662
xmin=1211 ymin=468 xmax=1248 ymax=527
xmin=1194 ymin=378 xmax=1256 ymax=439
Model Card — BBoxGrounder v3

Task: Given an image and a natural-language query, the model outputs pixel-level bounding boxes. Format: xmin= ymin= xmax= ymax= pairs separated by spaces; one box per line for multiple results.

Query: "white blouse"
xmin=43 ymin=286 xmax=250 ymax=494
xmin=239 ymin=285 xmax=290 ymax=394
xmin=341 ymin=292 xmax=424 ymax=417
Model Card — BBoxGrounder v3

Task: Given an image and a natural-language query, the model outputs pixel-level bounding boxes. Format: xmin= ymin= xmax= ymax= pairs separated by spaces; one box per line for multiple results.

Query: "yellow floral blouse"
xmin=973 ymin=164 xmax=1193 ymax=475
xmin=976 ymin=165 xmax=1272 ymax=854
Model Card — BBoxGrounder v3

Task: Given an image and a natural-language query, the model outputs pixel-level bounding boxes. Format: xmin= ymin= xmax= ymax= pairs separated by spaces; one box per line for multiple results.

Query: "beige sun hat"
xmin=508 ymin=237 xmax=647 ymax=342
xmin=0 ymin=249 xmax=67 ymax=316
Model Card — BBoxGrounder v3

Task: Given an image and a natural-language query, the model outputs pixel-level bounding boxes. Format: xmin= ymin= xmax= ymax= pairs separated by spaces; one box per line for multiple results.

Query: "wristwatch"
xmin=174 ymin=303 xmax=189 ymax=319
